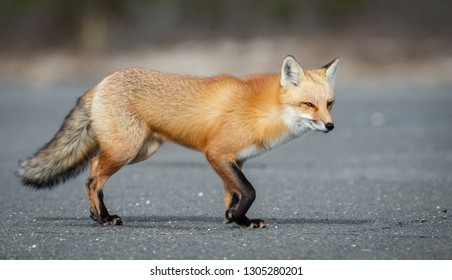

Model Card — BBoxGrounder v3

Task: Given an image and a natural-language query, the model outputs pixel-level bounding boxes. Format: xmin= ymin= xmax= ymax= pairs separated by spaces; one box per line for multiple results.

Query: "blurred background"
xmin=1 ymin=1 xmax=452 ymax=260
xmin=1 ymin=0 xmax=451 ymax=86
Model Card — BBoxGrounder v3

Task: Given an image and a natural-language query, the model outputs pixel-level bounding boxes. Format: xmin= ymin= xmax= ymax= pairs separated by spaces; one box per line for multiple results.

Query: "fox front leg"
xmin=207 ymin=155 xmax=267 ymax=228
xmin=225 ymin=163 xmax=267 ymax=228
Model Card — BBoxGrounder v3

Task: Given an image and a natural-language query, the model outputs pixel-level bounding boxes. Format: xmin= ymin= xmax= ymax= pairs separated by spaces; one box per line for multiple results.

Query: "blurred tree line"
xmin=1 ymin=0 xmax=450 ymax=53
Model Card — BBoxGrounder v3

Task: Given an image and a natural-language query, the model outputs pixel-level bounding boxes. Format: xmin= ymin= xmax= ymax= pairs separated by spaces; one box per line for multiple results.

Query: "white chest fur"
xmin=236 ymin=129 xmax=310 ymax=161
xmin=236 ymin=107 xmax=314 ymax=161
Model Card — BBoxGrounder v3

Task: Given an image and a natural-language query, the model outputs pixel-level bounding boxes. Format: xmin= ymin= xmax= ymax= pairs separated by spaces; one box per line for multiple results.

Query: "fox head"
xmin=279 ymin=55 xmax=340 ymax=135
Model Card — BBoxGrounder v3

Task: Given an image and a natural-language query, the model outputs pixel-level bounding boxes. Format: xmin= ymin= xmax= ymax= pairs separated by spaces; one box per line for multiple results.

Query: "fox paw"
xmin=90 ymin=209 xmax=123 ymax=225
xmin=238 ymin=218 xmax=268 ymax=229
xmin=225 ymin=213 xmax=267 ymax=229
xmin=101 ymin=215 xmax=123 ymax=225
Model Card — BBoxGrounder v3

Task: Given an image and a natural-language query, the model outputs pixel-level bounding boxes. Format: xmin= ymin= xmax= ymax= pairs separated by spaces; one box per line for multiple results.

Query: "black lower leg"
xmin=223 ymin=163 xmax=268 ymax=228
xmin=224 ymin=163 xmax=256 ymax=222
xmin=97 ymin=190 xmax=123 ymax=225
xmin=229 ymin=192 xmax=240 ymax=209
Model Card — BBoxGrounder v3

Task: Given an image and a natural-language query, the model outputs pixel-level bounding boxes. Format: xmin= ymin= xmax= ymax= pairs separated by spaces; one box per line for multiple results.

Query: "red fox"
xmin=17 ymin=55 xmax=340 ymax=228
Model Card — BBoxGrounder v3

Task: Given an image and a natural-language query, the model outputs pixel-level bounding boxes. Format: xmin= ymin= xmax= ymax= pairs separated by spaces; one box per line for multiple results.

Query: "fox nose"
xmin=325 ymin=122 xmax=334 ymax=131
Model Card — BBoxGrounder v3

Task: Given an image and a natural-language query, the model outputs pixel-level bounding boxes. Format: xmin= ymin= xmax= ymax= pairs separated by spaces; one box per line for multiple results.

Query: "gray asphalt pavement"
xmin=0 ymin=80 xmax=451 ymax=259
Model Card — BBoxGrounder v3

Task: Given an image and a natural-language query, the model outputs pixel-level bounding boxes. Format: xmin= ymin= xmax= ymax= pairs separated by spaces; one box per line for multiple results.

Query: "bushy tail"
xmin=17 ymin=92 xmax=98 ymax=189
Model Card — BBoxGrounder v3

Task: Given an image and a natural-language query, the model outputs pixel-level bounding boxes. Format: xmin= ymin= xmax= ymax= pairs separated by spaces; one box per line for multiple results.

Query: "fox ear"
xmin=322 ymin=57 xmax=340 ymax=89
xmin=281 ymin=55 xmax=305 ymax=87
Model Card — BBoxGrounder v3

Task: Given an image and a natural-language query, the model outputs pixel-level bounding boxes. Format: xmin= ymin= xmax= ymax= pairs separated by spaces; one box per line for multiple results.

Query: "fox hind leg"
xmin=86 ymin=153 xmax=125 ymax=225
xmin=85 ymin=130 xmax=155 ymax=225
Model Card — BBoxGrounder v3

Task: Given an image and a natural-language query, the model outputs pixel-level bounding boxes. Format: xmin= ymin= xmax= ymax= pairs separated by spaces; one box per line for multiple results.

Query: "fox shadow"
xmin=123 ymin=216 xmax=369 ymax=226
xmin=36 ymin=215 xmax=369 ymax=228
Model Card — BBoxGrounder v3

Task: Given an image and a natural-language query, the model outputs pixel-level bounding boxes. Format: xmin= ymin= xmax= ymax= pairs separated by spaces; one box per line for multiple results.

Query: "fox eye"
xmin=327 ymin=101 xmax=334 ymax=107
xmin=303 ymin=102 xmax=316 ymax=108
